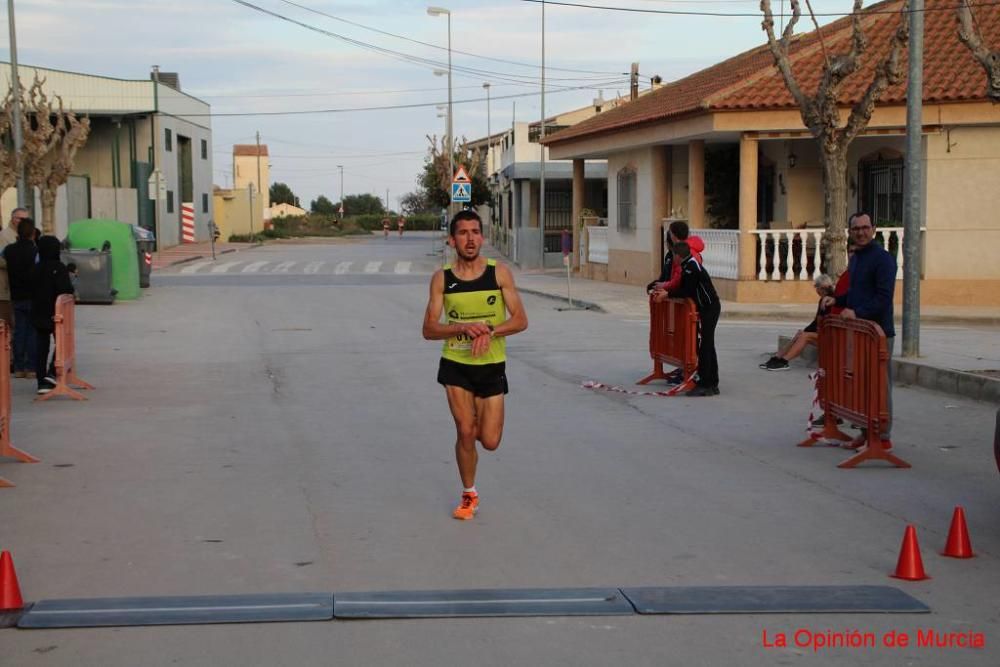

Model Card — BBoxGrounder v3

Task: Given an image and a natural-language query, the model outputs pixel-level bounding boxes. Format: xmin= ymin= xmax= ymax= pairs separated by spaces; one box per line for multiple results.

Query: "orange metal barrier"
xmin=803 ymin=316 xmax=909 ymax=469
xmin=0 ymin=322 xmax=39 ymax=488
xmin=636 ymin=296 xmax=699 ymax=395
xmin=35 ymin=294 xmax=94 ymax=403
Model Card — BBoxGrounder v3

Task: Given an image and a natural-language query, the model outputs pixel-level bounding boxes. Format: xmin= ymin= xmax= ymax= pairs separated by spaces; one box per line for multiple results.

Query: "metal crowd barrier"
xmin=636 ymin=296 xmax=699 ymax=395
xmin=807 ymin=316 xmax=910 ymax=469
xmin=35 ymin=295 xmax=94 ymax=403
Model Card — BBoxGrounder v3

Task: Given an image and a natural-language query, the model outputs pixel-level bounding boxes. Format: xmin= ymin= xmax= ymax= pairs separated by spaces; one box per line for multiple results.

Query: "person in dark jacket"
xmin=669 ymin=241 xmax=722 ymax=397
xmin=31 ymin=235 xmax=74 ymax=395
xmin=822 ymin=212 xmax=898 ymax=443
xmin=3 ymin=217 xmax=38 ymax=377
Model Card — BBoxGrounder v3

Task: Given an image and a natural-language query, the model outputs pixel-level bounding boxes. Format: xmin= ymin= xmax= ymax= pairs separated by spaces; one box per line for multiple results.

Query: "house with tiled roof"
xmin=543 ymin=0 xmax=1000 ymax=305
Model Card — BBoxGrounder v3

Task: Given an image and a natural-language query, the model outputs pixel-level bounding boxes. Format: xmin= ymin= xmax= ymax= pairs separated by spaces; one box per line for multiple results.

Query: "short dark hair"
xmin=16 ymin=217 xmax=36 ymax=239
xmin=848 ymin=211 xmax=873 ymax=228
xmin=668 ymin=220 xmax=690 ymax=241
xmin=449 ymin=209 xmax=482 ymax=236
xmin=672 ymin=241 xmax=691 ymax=258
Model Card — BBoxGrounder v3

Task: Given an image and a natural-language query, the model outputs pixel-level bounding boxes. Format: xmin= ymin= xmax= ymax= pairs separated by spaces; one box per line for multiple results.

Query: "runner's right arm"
xmin=421 ymin=269 xmax=491 ymax=341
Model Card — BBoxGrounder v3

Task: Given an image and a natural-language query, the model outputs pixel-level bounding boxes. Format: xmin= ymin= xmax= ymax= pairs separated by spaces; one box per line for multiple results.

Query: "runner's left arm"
xmin=494 ymin=263 xmax=528 ymax=337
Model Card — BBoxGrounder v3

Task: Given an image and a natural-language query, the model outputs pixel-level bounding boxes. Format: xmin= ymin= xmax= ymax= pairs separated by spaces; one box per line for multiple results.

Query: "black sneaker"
xmin=686 ymin=385 xmax=718 ymax=397
xmin=764 ymin=357 xmax=790 ymax=371
xmin=36 ymin=380 xmax=55 ymax=395
xmin=665 ymin=369 xmax=684 ymax=385
xmin=759 ymin=356 xmax=780 ymax=369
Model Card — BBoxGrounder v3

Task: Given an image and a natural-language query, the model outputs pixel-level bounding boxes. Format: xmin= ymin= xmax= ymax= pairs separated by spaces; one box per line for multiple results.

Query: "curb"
xmin=775 ymin=335 xmax=998 ymax=403
xmin=518 ymin=287 xmax=604 ymax=313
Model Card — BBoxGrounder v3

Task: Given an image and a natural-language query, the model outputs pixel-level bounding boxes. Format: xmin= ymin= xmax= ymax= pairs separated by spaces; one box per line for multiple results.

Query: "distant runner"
xmin=422 ymin=210 xmax=528 ymax=520
xmin=397 ymin=215 xmax=405 ymax=238
xmin=382 ymin=217 xmax=390 ymax=239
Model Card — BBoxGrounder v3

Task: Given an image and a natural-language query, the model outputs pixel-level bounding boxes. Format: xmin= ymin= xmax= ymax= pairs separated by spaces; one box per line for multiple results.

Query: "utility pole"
xmin=256 ymin=130 xmax=264 ymax=220
xmin=248 ymin=182 xmax=255 ymax=237
xmin=7 ymin=0 xmax=29 ymax=210
xmin=630 ymin=62 xmax=639 ymax=101
xmin=385 ymin=188 xmax=390 ymax=213
xmin=539 ymin=0 xmax=546 ymax=270
xmin=338 ymin=165 xmax=344 ymax=220
xmin=902 ymin=0 xmax=924 ymax=357
xmin=151 ymin=65 xmax=162 ymax=253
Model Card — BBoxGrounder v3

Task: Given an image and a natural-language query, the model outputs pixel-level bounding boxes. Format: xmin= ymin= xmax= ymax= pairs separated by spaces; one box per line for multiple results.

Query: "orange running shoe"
xmin=452 ymin=492 xmax=479 ymax=520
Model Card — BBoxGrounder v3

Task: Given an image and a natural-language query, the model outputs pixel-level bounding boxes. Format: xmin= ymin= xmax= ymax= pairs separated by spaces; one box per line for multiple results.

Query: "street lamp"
xmin=428 ymin=6 xmax=453 ymax=214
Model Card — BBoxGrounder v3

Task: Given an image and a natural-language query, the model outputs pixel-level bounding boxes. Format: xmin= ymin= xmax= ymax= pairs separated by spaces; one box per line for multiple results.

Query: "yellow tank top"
xmin=441 ymin=259 xmax=507 ymax=365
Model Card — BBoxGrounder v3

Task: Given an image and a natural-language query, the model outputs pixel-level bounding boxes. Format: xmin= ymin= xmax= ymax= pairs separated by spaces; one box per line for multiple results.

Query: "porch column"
xmin=572 ymin=158 xmax=584 ymax=270
xmin=738 ymin=133 xmax=758 ymax=281
xmin=651 ymin=145 xmax=671 ymax=277
xmin=688 ymin=139 xmax=705 ymax=229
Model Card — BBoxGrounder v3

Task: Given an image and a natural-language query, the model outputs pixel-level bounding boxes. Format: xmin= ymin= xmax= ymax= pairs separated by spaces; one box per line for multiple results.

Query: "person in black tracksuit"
xmin=669 ymin=241 xmax=721 ymax=396
xmin=31 ymin=235 xmax=74 ymax=395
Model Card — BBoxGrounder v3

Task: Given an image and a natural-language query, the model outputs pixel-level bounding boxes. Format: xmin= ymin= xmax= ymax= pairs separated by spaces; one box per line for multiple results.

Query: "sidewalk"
xmin=508 ymin=265 xmax=1000 ymax=403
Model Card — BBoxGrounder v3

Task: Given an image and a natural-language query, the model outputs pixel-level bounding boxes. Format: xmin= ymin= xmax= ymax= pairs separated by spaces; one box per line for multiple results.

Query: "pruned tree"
xmin=19 ymin=76 xmax=90 ymax=234
xmin=421 ymin=135 xmax=488 ymax=209
xmin=760 ymin=0 xmax=909 ymax=275
xmin=0 ymin=89 xmax=20 ymax=195
xmin=957 ymin=0 xmax=1000 ymax=102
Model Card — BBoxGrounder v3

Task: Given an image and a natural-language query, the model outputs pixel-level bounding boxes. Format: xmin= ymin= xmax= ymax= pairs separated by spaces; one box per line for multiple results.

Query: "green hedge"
xmin=350 ymin=213 xmax=442 ymax=231
xmin=226 ymin=213 xmax=444 ymax=242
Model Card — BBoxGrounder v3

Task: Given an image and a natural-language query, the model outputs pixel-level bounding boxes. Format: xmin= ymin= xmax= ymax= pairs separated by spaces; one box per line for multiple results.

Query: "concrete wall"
xmin=234 ymin=154 xmax=270 ymax=211
xmin=91 ymin=187 xmax=138 ymax=224
xmin=213 ymin=188 xmax=261 ymax=241
xmin=670 ymin=145 xmax=688 ymax=217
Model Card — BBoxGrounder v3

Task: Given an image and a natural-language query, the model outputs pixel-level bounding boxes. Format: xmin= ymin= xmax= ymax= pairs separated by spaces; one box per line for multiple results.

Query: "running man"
xmin=422 ymin=210 xmax=528 ymax=520
xmin=397 ymin=215 xmax=405 ymax=238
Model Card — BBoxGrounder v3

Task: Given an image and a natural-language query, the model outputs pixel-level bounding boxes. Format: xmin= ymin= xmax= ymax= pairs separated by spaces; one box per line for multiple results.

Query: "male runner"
xmin=397 ymin=215 xmax=405 ymax=237
xmin=422 ymin=210 xmax=528 ymax=520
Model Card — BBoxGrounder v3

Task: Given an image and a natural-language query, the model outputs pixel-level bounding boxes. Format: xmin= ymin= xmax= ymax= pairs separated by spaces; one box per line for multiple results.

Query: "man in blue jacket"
xmin=822 ymin=212 xmax=897 ymax=443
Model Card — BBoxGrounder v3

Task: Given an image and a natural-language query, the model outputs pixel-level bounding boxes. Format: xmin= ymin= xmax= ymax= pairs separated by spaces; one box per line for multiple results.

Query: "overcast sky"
xmin=6 ymin=0 xmax=847 ymax=207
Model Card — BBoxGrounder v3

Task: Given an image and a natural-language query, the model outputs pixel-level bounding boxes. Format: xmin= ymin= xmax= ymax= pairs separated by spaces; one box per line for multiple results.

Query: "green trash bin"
xmin=66 ymin=219 xmax=140 ymax=300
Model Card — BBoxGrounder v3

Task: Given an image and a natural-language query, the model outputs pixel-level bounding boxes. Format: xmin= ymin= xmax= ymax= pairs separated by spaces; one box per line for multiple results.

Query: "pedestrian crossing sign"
xmin=451 ymin=181 xmax=472 ymax=203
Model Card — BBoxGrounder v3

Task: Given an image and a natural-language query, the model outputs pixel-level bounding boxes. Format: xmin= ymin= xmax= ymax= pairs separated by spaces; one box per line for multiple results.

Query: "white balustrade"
xmin=586 ymin=225 xmax=608 ymax=264
xmin=696 ymin=229 xmax=740 ymax=280
xmin=750 ymin=227 xmax=917 ymax=281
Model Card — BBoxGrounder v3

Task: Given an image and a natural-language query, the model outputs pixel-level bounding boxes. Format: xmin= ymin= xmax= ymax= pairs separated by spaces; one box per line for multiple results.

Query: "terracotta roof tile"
xmin=233 ymin=144 xmax=269 ymax=156
xmin=546 ymin=0 xmax=998 ymax=145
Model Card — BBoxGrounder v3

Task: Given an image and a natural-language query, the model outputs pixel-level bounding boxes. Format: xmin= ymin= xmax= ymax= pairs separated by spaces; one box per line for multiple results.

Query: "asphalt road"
xmin=3 ymin=235 xmax=998 ymax=666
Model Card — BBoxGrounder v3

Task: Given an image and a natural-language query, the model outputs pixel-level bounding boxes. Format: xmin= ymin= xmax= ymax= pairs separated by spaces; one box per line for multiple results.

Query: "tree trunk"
xmin=821 ymin=148 xmax=849 ymax=277
xmin=40 ymin=188 xmax=57 ymax=235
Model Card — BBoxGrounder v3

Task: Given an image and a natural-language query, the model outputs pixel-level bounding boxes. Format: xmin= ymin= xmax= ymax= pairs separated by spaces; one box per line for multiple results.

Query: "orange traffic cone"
xmin=942 ymin=506 xmax=975 ymax=559
xmin=0 ymin=550 xmax=24 ymax=610
xmin=891 ymin=525 xmax=930 ymax=581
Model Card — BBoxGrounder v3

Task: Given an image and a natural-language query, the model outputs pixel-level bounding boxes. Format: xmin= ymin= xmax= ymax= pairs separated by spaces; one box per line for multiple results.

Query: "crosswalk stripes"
xmin=166 ymin=259 xmax=430 ymax=276
xmin=180 ymin=260 xmax=213 ymax=274
xmin=241 ymin=261 xmax=269 ymax=273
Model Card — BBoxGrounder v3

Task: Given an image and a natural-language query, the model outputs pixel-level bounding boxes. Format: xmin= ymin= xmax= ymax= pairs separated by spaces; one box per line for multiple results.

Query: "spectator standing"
xmin=822 ymin=212 xmax=897 ymax=443
xmin=31 ymin=236 xmax=75 ymax=395
xmin=667 ymin=241 xmax=722 ymax=397
xmin=4 ymin=217 xmax=38 ymax=378
xmin=0 ymin=207 xmax=27 ymax=332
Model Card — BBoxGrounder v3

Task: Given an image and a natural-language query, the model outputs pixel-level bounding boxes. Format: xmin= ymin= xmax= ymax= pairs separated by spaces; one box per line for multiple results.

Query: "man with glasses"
xmin=822 ymin=212 xmax=897 ymax=446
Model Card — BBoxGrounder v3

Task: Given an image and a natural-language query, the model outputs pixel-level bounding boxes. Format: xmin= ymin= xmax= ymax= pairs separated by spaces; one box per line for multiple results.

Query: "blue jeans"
xmin=12 ymin=300 xmax=36 ymax=373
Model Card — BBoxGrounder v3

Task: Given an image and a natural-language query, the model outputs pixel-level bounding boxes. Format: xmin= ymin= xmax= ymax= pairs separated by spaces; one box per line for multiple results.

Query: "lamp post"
xmin=7 ymin=0 xmax=28 ymax=210
xmin=428 ymin=6 xmax=453 ymax=216
xmin=483 ymin=81 xmax=493 ymax=241
xmin=337 ymin=164 xmax=344 ymax=220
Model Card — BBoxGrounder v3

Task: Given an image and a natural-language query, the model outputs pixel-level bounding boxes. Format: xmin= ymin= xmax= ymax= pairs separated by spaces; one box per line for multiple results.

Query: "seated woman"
xmin=760 ymin=273 xmax=837 ymax=371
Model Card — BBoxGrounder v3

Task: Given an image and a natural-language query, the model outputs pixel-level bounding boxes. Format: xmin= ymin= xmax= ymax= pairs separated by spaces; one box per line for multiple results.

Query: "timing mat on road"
xmin=13 ymin=586 xmax=927 ymax=628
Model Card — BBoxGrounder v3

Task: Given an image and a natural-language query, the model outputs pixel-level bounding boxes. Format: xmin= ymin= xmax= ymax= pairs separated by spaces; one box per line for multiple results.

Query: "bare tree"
xmin=957 ymin=0 xmax=1000 ymax=102
xmin=760 ymin=0 xmax=909 ymax=275
xmin=19 ymin=76 xmax=90 ymax=234
xmin=0 ymin=89 xmax=19 ymax=195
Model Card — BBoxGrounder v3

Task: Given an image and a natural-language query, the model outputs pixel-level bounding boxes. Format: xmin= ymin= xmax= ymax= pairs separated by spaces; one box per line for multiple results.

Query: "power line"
xmin=519 ymin=0 xmax=1000 ymax=17
xmin=164 ymin=79 xmax=630 ymax=117
xmin=230 ymin=0 xmax=620 ymax=86
xmin=275 ymin=0 xmax=621 ymax=76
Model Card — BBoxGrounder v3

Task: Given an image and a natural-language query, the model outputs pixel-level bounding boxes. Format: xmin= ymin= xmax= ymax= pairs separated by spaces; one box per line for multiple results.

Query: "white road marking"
xmin=179 ymin=261 xmax=212 ymax=274
xmin=272 ymin=261 xmax=296 ymax=273
xmin=364 ymin=261 xmax=382 ymax=273
xmin=303 ymin=261 xmax=324 ymax=274
xmin=394 ymin=261 xmax=411 ymax=274
xmin=334 ymin=261 xmax=352 ymax=274
xmin=241 ymin=261 xmax=269 ymax=273
xmin=211 ymin=261 xmax=242 ymax=273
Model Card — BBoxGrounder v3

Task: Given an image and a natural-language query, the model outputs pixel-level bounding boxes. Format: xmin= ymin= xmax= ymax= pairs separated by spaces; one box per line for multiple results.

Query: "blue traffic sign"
xmin=451 ymin=182 xmax=472 ymax=203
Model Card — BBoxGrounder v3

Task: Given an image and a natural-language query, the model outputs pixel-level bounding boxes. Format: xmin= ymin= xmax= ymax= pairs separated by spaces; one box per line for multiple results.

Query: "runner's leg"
xmin=445 ymin=385 xmax=479 ymax=487
xmin=474 ymin=394 xmax=505 ymax=451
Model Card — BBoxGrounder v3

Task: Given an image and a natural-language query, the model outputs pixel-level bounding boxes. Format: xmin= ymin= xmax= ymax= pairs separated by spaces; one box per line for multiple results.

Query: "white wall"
xmin=607 ymin=147 xmax=654 ymax=253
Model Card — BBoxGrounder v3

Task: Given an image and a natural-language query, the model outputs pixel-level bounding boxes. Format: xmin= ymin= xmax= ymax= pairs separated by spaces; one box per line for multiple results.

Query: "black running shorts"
xmin=437 ymin=358 xmax=508 ymax=398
